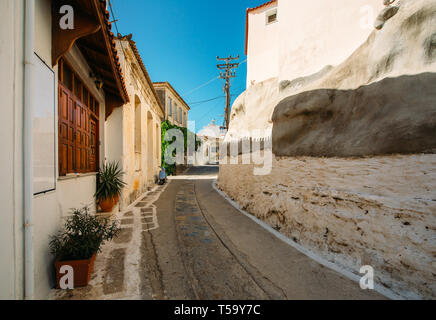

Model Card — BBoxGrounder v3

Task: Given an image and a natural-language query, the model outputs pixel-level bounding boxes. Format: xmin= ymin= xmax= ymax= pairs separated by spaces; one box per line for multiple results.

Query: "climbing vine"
xmin=161 ymin=120 xmax=201 ymax=175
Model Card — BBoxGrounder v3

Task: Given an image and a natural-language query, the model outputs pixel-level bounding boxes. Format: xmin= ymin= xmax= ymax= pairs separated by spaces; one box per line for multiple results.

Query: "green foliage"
xmin=49 ymin=206 xmax=120 ymax=261
xmin=94 ymin=161 xmax=127 ymax=201
xmin=160 ymin=120 xmax=201 ymax=175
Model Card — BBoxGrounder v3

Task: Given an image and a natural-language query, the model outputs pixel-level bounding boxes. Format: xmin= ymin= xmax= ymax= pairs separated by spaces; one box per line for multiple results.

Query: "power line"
xmin=183 ymin=60 xmax=246 ymax=98
xmin=196 ymin=98 xmax=225 ymax=123
xmin=108 ymin=0 xmax=134 ymax=86
xmin=108 ymin=1 xmax=125 ymax=52
xmin=185 ymin=76 xmax=220 ymax=96
xmin=189 ymin=94 xmax=240 ymax=108
xmin=189 ymin=95 xmax=225 ymax=105
xmin=217 ymin=55 xmax=240 ymax=130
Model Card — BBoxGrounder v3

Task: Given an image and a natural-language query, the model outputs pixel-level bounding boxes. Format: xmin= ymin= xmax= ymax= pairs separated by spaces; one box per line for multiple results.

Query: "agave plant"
xmin=94 ymin=161 xmax=127 ymax=202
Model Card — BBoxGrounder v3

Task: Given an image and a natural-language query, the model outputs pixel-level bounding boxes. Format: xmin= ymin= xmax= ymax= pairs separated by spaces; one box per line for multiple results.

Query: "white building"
xmin=245 ymin=0 xmax=384 ymax=87
xmin=196 ymin=121 xmax=225 ymax=165
xmin=107 ymin=35 xmax=164 ymax=209
xmin=0 ymin=0 xmax=129 ymax=299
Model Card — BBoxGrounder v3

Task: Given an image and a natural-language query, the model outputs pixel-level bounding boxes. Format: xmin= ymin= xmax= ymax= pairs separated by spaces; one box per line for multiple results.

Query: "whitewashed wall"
xmin=246 ymin=2 xmax=279 ymax=87
xmin=0 ymin=0 xmax=25 ymax=300
xmin=0 ymin=0 xmax=110 ymax=299
xmin=247 ymin=0 xmax=384 ymax=86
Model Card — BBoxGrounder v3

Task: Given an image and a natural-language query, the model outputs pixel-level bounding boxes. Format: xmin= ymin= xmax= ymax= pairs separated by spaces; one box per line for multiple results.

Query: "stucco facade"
xmin=154 ymin=82 xmax=190 ymax=128
xmin=0 ymin=0 xmax=128 ymax=299
xmin=246 ymin=0 xmax=384 ymax=87
xmin=108 ymin=36 xmax=164 ymax=210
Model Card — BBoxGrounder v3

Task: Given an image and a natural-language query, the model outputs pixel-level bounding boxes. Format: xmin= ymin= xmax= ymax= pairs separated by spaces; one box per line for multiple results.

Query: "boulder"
xmin=272 ymin=0 xmax=436 ymax=157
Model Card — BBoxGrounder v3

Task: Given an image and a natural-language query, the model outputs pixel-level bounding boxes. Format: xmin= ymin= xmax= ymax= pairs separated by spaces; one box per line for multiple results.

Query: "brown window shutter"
xmin=58 ymin=83 xmax=76 ymax=176
xmin=58 ymin=59 xmax=99 ymax=176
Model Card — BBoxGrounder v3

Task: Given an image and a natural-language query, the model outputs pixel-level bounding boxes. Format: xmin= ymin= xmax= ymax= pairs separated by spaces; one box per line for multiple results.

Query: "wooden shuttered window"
xmin=58 ymin=59 xmax=99 ymax=176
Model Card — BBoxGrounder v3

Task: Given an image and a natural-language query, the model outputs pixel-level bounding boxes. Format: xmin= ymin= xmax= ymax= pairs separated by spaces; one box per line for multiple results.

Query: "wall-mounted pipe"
xmin=23 ymin=0 xmax=35 ymax=300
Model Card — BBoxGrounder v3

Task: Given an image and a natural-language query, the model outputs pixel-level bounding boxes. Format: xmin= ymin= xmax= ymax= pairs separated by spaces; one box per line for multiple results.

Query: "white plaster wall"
xmin=246 ymin=2 xmax=279 ymax=87
xmin=247 ymin=0 xmax=384 ymax=86
xmin=105 ymin=106 xmax=124 ymax=165
xmin=57 ymin=176 xmax=97 ymax=214
xmin=33 ymin=191 xmax=60 ymax=299
xmin=123 ymin=92 xmax=138 ymax=207
xmin=278 ymin=0 xmax=384 ymax=82
xmin=0 ymin=0 xmax=113 ymax=299
xmin=0 ymin=0 xmax=24 ymax=300
xmin=32 ymin=0 xmax=62 ymax=299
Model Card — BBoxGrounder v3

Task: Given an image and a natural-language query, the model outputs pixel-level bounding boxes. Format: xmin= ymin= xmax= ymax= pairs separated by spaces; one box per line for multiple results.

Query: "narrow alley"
xmin=1 ymin=0 xmax=434 ymax=305
xmin=52 ymin=166 xmax=384 ymax=300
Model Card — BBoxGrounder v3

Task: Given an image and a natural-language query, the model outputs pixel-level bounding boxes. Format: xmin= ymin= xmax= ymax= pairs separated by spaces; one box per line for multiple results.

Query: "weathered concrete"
xmin=218 ymin=156 xmax=436 ymax=299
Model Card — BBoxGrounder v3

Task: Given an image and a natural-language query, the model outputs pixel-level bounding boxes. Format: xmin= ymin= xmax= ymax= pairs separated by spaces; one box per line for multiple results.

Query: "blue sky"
xmin=109 ymin=0 xmax=268 ymax=132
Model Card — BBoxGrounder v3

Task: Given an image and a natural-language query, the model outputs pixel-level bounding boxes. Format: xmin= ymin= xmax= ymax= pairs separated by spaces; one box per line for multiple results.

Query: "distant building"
xmin=153 ymin=82 xmax=190 ymax=128
xmin=196 ymin=120 xmax=225 ymax=165
xmin=245 ymin=0 xmax=384 ymax=87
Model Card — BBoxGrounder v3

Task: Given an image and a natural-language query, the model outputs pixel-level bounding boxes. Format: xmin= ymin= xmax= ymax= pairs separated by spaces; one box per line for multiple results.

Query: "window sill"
xmin=58 ymin=172 xmax=98 ymax=181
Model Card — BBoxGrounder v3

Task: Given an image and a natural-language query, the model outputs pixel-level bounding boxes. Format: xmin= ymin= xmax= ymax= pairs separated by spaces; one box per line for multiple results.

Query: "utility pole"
xmin=217 ymin=55 xmax=239 ymax=130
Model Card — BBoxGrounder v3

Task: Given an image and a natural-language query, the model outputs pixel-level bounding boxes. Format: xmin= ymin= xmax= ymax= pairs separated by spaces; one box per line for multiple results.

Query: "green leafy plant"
xmin=161 ymin=120 xmax=201 ymax=176
xmin=49 ymin=206 xmax=120 ymax=261
xmin=94 ymin=161 xmax=127 ymax=201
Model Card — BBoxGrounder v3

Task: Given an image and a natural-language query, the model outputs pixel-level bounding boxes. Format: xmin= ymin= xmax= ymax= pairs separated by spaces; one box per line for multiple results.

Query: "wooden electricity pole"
xmin=217 ymin=55 xmax=239 ymax=130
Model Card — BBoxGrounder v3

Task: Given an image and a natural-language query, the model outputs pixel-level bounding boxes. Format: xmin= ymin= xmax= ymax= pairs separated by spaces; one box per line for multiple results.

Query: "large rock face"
xmin=219 ymin=0 xmax=436 ymax=299
xmin=273 ymin=73 xmax=436 ymax=157
xmin=272 ymin=0 xmax=436 ymax=156
xmin=228 ymin=0 xmax=436 ymax=151
xmin=226 ymin=78 xmax=279 ymax=141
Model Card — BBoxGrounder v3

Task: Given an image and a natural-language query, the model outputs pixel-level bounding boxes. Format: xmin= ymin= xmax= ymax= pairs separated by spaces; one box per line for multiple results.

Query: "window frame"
xmin=58 ymin=58 xmax=100 ymax=176
xmin=265 ymin=8 xmax=278 ymax=25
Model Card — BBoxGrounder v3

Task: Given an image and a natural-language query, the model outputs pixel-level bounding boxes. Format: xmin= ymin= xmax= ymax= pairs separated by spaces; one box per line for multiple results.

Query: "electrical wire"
xmin=185 ymin=76 xmax=220 ymax=96
xmin=108 ymin=1 xmax=125 ymax=52
xmin=189 ymin=95 xmax=225 ymax=105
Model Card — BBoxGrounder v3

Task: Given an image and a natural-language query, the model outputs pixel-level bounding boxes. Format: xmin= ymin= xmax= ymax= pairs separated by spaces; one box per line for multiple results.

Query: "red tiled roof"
xmin=245 ymin=0 xmax=278 ymax=55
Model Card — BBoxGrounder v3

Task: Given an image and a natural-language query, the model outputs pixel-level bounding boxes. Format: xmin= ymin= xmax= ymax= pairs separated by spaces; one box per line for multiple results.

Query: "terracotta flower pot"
xmin=55 ymin=253 xmax=96 ymax=289
xmin=99 ymin=196 xmax=117 ymax=212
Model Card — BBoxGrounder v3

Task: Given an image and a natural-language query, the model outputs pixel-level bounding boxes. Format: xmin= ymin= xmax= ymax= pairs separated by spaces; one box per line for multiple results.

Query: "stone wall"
xmin=218 ymin=154 xmax=436 ymax=299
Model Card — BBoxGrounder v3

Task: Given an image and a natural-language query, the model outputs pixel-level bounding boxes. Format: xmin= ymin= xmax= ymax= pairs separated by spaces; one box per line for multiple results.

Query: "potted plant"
xmin=50 ymin=206 xmax=120 ymax=288
xmin=95 ymin=161 xmax=126 ymax=212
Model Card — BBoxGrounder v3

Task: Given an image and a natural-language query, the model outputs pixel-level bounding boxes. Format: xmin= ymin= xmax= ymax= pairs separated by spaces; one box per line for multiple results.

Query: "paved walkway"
xmin=50 ymin=184 xmax=169 ymax=300
xmin=51 ymin=165 xmax=385 ymax=300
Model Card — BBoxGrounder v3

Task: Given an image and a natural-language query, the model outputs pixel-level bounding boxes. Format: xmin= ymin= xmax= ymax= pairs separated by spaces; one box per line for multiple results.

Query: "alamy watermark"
xmin=359 ymin=265 xmax=375 ymax=290
xmin=59 ymin=5 xmax=74 ymax=30
xmin=59 ymin=265 xmax=74 ymax=290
